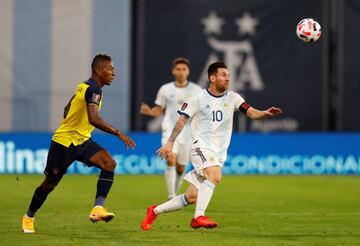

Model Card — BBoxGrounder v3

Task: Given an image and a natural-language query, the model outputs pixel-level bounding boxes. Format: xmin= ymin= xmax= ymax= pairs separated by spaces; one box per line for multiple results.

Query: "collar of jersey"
xmin=206 ymin=88 xmax=226 ymax=98
xmin=173 ymin=81 xmax=189 ymax=88
xmin=86 ymin=78 xmax=100 ymax=87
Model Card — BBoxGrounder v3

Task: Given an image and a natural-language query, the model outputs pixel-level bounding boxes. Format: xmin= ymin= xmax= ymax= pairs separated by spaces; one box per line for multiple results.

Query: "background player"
xmin=140 ymin=58 xmax=202 ymax=199
xmin=141 ymin=61 xmax=282 ymax=230
xmin=22 ymin=53 xmax=135 ymax=233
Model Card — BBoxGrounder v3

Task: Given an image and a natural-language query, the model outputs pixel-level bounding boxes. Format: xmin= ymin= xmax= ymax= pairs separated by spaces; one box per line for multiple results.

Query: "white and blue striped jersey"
xmin=155 ymin=81 xmax=202 ymax=144
xmin=178 ymin=89 xmax=245 ymax=162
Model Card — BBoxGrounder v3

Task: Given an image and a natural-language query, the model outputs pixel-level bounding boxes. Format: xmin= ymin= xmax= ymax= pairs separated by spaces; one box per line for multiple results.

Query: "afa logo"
xmin=197 ymin=11 xmax=264 ymax=92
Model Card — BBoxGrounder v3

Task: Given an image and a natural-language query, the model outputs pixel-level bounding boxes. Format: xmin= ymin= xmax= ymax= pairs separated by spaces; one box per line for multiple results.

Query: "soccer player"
xmin=22 ymin=53 xmax=135 ymax=233
xmin=141 ymin=61 xmax=282 ymax=230
xmin=140 ymin=58 xmax=202 ymax=199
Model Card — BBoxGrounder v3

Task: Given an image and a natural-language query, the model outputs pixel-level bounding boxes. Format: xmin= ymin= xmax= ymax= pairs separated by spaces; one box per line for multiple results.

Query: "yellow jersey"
xmin=52 ymin=79 xmax=103 ymax=147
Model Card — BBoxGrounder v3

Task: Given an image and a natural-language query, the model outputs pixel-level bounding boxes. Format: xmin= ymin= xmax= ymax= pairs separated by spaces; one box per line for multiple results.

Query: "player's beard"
xmin=216 ymin=82 xmax=228 ymax=93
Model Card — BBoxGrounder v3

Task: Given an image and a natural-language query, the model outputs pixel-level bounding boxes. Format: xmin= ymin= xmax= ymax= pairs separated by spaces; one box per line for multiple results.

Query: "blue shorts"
xmin=44 ymin=139 xmax=104 ymax=179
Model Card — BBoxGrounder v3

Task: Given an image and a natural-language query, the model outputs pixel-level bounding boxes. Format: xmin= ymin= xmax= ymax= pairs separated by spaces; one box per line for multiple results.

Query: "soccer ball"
xmin=296 ymin=18 xmax=321 ymax=43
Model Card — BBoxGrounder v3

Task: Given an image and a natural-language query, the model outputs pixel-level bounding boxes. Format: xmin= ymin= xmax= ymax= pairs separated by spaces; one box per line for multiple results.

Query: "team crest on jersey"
xmin=223 ymin=102 xmax=228 ymax=108
xmin=92 ymin=93 xmax=101 ymax=104
xmin=181 ymin=102 xmax=188 ymax=111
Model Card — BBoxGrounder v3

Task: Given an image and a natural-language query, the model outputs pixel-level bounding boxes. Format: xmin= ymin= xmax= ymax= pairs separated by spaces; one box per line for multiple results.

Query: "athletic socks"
xmin=94 ymin=196 xmax=106 ymax=207
xmin=194 ymin=180 xmax=216 ymax=218
xmin=175 ymin=172 xmax=185 ymax=194
xmin=94 ymin=170 xmax=114 ymax=206
xmin=154 ymin=194 xmax=189 ymax=215
xmin=164 ymin=166 xmax=176 ymax=199
xmin=27 ymin=186 xmax=53 ymax=218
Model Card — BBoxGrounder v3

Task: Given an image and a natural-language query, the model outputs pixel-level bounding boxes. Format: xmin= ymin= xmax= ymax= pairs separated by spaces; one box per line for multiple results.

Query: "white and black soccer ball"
xmin=296 ymin=18 xmax=322 ymax=43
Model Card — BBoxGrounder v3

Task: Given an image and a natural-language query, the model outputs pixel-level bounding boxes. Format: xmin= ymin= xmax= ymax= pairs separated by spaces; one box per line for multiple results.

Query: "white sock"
xmin=165 ymin=166 xmax=176 ymax=199
xmin=175 ymin=172 xmax=185 ymax=194
xmin=154 ymin=194 xmax=188 ymax=215
xmin=194 ymin=180 xmax=215 ymax=218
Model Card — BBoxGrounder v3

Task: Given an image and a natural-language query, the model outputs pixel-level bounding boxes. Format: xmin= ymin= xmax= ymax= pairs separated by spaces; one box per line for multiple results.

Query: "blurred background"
xmin=0 ymin=0 xmax=359 ymax=175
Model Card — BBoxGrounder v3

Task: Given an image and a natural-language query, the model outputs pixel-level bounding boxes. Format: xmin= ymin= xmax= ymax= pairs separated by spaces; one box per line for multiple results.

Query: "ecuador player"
xmin=22 ymin=53 xmax=135 ymax=233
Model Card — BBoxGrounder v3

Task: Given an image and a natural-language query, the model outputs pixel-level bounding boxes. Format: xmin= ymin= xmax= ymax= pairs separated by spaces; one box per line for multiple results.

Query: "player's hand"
xmin=140 ymin=103 xmax=151 ymax=115
xmin=264 ymin=107 xmax=283 ymax=117
xmin=156 ymin=142 xmax=174 ymax=160
xmin=118 ymin=133 xmax=136 ymax=150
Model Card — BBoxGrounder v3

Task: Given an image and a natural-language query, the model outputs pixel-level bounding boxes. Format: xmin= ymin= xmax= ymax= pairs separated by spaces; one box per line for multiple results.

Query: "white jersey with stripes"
xmin=178 ymin=88 xmax=245 ymax=162
xmin=155 ymin=81 xmax=202 ymax=144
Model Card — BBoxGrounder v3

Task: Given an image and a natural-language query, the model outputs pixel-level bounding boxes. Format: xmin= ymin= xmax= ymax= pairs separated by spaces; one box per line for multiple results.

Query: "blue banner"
xmin=0 ymin=133 xmax=359 ymax=175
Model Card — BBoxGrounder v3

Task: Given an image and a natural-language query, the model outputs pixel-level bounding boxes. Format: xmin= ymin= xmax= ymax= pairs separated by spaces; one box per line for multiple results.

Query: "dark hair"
xmin=172 ymin=57 xmax=190 ymax=68
xmin=91 ymin=53 xmax=112 ymax=71
xmin=208 ymin=61 xmax=227 ymax=80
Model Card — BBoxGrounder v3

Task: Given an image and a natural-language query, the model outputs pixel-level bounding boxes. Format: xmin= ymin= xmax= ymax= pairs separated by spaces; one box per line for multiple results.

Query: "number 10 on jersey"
xmin=212 ymin=110 xmax=223 ymax=122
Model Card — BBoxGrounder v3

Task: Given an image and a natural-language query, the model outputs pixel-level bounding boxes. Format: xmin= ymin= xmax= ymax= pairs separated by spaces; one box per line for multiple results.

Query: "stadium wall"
xmin=133 ymin=0 xmax=327 ymax=132
xmin=0 ymin=132 xmax=359 ymax=175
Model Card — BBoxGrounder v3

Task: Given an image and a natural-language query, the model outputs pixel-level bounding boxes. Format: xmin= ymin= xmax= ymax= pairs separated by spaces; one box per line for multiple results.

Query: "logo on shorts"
xmin=181 ymin=102 xmax=188 ymax=111
xmin=92 ymin=93 xmax=101 ymax=104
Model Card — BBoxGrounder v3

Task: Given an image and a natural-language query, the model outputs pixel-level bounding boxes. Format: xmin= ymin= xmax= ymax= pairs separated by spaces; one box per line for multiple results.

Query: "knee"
xmin=204 ymin=166 xmax=222 ymax=185
xmin=214 ymin=175 xmax=222 ymax=185
xmin=208 ymin=175 xmax=222 ymax=185
xmin=103 ymin=158 xmax=117 ymax=172
xmin=176 ymin=165 xmax=185 ymax=175
xmin=204 ymin=172 xmax=222 ymax=185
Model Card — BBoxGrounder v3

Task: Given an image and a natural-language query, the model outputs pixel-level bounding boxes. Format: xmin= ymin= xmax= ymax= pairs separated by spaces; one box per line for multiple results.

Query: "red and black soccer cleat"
xmin=191 ymin=216 xmax=218 ymax=229
xmin=141 ymin=205 xmax=157 ymax=231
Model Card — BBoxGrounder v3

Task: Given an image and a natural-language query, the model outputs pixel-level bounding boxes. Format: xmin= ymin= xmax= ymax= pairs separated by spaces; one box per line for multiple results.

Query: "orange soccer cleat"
xmin=190 ymin=215 xmax=218 ymax=229
xmin=141 ymin=205 xmax=157 ymax=231
xmin=89 ymin=206 xmax=115 ymax=223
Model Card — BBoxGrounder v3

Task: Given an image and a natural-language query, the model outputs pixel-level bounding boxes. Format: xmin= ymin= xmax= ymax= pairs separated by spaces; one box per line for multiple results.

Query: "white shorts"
xmin=161 ymin=137 xmax=190 ymax=165
xmin=184 ymin=148 xmax=223 ymax=189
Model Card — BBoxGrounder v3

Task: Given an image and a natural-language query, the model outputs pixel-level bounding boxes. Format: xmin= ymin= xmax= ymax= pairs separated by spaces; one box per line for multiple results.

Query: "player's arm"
xmin=156 ymin=115 xmax=188 ymax=159
xmin=139 ymin=103 xmax=164 ymax=117
xmin=245 ymin=106 xmax=283 ymax=120
xmin=87 ymin=104 xmax=135 ymax=149
xmin=167 ymin=114 xmax=188 ymax=143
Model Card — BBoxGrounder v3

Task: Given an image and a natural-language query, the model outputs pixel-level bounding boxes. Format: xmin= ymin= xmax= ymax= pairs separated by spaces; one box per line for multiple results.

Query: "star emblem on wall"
xmin=201 ymin=11 xmax=225 ymax=35
xmin=201 ymin=11 xmax=259 ymax=37
xmin=235 ymin=12 xmax=259 ymax=36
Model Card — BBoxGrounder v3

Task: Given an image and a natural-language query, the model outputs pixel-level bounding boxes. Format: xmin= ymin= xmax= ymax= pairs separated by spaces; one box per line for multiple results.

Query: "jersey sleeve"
xmin=85 ymin=85 xmax=102 ymax=105
xmin=177 ymin=94 xmax=200 ymax=118
xmin=233 ymin=93 xmax=245 ymax=109
xmin=154 ymin=85 xmax=167 ymax=108
xmin=233 ymin=92 xmax=248 ymax=112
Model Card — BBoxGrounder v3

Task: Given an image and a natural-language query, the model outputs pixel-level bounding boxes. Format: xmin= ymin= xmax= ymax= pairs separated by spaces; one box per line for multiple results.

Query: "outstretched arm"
xmin=246 ymin=106 xmax=283 ymax=120
xmin=140 ymin=103 xmax=163 ymax=117
xmin=157 ymin=115 xmax=188 ymax=159
xmin=87 ymin=104 xmax=135 ymax=149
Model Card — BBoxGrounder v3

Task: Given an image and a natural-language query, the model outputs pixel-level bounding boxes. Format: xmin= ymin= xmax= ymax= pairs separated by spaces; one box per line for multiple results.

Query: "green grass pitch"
xmin=1 ymin=174 xmax=360 ymax=245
